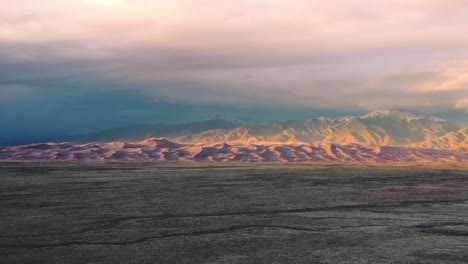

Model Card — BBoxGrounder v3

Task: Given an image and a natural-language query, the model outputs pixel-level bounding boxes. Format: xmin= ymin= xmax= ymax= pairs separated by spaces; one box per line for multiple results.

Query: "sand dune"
xmin=1 ymin=138 xmax=467 ymax=165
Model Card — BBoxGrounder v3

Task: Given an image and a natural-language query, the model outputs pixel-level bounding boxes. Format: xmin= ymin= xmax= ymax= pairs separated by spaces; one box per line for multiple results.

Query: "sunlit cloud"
xmin=455 ymin=98 xmax=468 ymax=112
xmin=83 ymin=0 xmax=124 ymax=5
xmin=0 ymin=0 xmax=467 ymax=123
xmin=417 ymin=61 xmax=468 ymax=92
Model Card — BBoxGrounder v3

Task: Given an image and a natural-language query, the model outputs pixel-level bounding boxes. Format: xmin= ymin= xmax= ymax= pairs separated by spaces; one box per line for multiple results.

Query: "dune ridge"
xmin=1 ymin=138 xmax=467 ymax=165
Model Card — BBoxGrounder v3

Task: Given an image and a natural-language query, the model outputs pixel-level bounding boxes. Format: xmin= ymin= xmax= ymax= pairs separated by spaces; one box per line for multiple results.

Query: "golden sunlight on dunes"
xmin=1 ymin=138 xmax=467 ymax=165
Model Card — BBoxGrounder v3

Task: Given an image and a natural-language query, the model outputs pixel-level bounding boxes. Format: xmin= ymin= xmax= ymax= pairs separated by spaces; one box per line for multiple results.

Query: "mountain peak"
xmin=361 ymin=110 xmax=449 ymax=123
xmin=361 ymin=110 xmax=421 ymax=121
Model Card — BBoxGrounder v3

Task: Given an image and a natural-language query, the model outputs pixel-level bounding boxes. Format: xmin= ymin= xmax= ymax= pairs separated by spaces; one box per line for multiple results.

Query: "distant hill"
xmin=66 ymin=116 xmax=242 ymax=143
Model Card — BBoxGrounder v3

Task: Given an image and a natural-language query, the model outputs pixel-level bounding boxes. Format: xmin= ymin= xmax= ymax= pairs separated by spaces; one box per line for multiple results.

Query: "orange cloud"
xmin=417 ymin=61 xmax=468 ymax=92
xmin=83 ymin=0 xmax=124 ymax=5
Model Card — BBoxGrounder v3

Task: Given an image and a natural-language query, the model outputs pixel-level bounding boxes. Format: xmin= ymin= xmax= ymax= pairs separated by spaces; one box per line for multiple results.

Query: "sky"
xmin=1 ymin=0 xmax=468 ymax=143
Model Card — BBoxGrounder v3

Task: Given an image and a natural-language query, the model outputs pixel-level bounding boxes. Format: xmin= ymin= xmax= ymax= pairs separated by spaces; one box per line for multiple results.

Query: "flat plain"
xmin=1 ymin=162 xmax=468 ymax=263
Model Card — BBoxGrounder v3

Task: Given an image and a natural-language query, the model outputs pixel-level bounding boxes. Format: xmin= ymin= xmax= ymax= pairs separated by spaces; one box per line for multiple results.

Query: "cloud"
xmin=455 ymin=98 xmax=468 ymax=112
xmin=417 ymin=61 xmax=468 ymax=92
xmin=83 ymin=0 xmax=124 ymax=6
xmin=0 ymin=0 xmax=468 ymax=115
xmin=0 ymin=84 xmax=38 ymax=103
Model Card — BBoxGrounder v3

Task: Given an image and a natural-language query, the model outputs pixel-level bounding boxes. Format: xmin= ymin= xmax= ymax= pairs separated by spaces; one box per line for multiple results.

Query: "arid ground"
xmin=1 ymin=163 xmax=467 ymax=263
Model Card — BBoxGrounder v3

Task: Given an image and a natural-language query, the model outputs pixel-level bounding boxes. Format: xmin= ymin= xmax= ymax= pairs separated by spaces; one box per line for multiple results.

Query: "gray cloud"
xmin=0 ymin=84 xmax=39 ymax=103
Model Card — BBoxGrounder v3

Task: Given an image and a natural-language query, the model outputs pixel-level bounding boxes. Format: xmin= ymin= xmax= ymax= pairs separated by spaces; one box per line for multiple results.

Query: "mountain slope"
xmin=415 ymin=127 xmax=468 ymax=152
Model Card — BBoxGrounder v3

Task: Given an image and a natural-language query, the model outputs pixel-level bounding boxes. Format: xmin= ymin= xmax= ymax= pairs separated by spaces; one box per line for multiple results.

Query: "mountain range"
xmin=65 ymin=110 xmax=468 ymax=153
